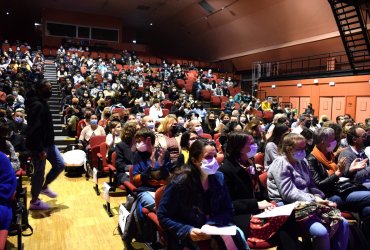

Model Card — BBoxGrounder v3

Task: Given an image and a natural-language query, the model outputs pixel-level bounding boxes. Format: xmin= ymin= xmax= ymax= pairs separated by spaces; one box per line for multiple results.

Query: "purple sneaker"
xmin=40 ymin=187 xmax=58 ymax=198
xmin=29 ymin=199 xmax=51 ymax=210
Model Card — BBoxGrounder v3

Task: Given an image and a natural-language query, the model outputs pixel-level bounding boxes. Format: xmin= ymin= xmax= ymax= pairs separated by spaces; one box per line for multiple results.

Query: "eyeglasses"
xmin=356 ymin=134 xmax=367 ymax=139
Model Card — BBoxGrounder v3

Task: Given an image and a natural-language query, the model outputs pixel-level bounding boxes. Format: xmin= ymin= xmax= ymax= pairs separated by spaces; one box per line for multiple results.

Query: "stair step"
xmin=336 ymin=8 xmax=356 ymax=16
xmin=338 ymin=14 xmax=358 ymax=21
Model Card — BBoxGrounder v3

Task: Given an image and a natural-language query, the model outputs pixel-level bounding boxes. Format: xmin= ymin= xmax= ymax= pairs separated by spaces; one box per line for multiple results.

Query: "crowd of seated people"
xmin=51 ymin=43 xmax=370 ymax=249
xmin=2 ymin=39 xmax=370 ymax=249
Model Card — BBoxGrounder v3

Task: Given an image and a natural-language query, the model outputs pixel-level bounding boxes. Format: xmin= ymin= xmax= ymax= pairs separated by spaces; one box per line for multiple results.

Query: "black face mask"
xmin=222 ymin=120 xmax=229 ymax=125
xmin=171 ymin=125 xmax=178 ymax=135
xmin=305 ymin=120 xmax=312 ymax=128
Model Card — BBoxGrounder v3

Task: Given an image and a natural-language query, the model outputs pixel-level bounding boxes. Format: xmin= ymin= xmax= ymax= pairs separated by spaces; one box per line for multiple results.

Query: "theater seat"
xmin=200 ymin=90 xmax=211 ymax=101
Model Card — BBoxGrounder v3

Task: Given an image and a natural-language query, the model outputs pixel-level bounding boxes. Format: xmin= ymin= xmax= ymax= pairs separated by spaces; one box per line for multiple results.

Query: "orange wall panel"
xmin=259 ymin=74 xmax=370 ymax=121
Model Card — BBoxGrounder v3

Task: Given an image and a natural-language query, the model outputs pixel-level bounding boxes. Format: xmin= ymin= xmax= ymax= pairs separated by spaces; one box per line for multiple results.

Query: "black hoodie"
xmin=25 ymin=89 xmax=54 ymax=152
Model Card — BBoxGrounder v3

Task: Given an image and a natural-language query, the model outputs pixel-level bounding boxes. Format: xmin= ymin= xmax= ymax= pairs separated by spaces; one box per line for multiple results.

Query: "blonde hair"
xmin=157 ymin=114 xmax=177 ymax=134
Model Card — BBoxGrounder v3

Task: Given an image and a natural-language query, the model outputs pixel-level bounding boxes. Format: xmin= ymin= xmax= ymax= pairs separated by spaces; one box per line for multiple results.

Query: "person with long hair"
xmin=175 ymin=130 xmax=199 ymax=168
xmin=158 ymin=140 xmax=248 ymax=249
xmin=268 ymin=133 xmax=349 ymax=250
xmin=156 ymin=114 xmax=181 ymax=163
xmin=220 ymin=132 xmax=299 ymax=249
xmin=264 ymin=124 xmax=289 ymax=170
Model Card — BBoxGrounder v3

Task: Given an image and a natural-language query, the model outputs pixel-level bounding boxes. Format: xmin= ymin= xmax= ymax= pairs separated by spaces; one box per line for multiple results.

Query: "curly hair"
xmin=120 ymin=121 xmax=138 ymax=145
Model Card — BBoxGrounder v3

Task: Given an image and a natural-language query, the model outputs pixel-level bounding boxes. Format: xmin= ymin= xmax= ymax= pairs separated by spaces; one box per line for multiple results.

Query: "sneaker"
xmin=29 ymin=199 xmax=51 ymax=210
xmin=40 ymin=187 xmax=58 ymax=198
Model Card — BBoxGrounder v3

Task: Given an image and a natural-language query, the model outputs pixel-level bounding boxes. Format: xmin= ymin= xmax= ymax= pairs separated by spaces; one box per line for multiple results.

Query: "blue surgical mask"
xmin=90 ymin=119 xmax=98 ymax=126
xmin=14 ymin=117 xmax=23 ymax=124
xmin=293 ymin=150 xmax=306 ymax=161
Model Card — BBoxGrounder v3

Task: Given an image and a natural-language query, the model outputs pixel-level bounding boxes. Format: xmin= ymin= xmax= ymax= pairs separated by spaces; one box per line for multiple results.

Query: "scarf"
xmin=311 ymin=146 xmax=337 ymax=175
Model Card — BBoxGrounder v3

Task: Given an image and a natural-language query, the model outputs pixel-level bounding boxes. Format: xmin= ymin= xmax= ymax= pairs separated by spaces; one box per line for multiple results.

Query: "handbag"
xmin=294 ymin=202 xmax=342 ymax=237
xmin=248 ymin=215 xmax=289 ymax=243
xmin=335 ymin=181 xmax=367 ymax=197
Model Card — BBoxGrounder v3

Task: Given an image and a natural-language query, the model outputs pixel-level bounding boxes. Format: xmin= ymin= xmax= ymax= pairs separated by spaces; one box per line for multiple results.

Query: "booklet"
xmin=200 ymin=224 xmax=236 ymax=235
xmin=254 ymin=203 xmax=296 ymax=218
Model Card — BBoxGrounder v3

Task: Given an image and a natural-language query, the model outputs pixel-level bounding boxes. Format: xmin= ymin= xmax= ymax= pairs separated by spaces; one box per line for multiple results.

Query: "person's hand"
xmin=255 ymin=164 xmax=264 ymax=173
xmin=316 ymin=198 xmax=337 ymax=207
xmin=189 ymin=228 xmax=211 ymax=241
xmin=349 ymin=158 xmax=368 ymax=172
xmin=38 ymin=151 xmax=47 ymax=160
xmin=335 ymin=157 xmax=346 ymax=176
xmin=258 ymin=200 xmax=275 ymax=210
xmin=156 ymin=147 xmax=166 ymax=167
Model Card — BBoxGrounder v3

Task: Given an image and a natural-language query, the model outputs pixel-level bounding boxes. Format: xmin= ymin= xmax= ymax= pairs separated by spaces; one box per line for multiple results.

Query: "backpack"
xmin=122 ymin=199 xmax=156 ymax=243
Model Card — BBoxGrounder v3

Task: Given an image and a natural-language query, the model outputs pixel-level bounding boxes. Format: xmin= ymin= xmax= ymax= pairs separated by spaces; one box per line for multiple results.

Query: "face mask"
xmin=307 ymin=139 xmax=313 ymax=145
xmin=259 ymin=125 xmax=265 ymax=133
xmin=293 ymin=150 xmax=306 ymax=161
xmin=84 ymin=93 xmax=88 ymax=97
xmin=90 ymin=119 xmax=98 ymax=126
xmin=222 ymin=120 xmax=229 ymax=125
xmin=194 ymin=126 xmax=203 ymax=135
xmin=305 ymin=120 xmax=312 ymax=128
xmin=12 ymin=91 xmax=18 ymax=96
xmin=14 ymin=117 xmax=23 ymax=124
xmin=172 ymin=89 xmax=176 ymax=92
xmin=177 ymin=119 xmax=184 ymax=126
xmin=189 ymin=138 xmax=196 ymax=147
xmin=326 ymin=140 xmax=337 ymax=152
xmin=171 ymin=125 xmax=178 ymax=135
xmin=247 ymin=143 xmax=258 ymax=158
xmin=86 ymin=104 xmax=91 ymax=108
xmin=146 ymin=122 xmax=155 ymax=129
xmin=240 ymin=117 xmax=246 ymax=123
xmin=136 ymin=141 xmax=147 ymax=152
xmin=200 ymin=157 xmax=219 ymax=175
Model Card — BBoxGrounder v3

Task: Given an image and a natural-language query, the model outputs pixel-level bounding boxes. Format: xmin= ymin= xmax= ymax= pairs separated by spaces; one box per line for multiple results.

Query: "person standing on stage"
xmin=25 ymin=79 xmax=64 ymax=210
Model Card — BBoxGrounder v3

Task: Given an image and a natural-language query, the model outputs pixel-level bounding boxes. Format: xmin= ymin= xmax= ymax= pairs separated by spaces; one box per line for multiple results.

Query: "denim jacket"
xmin=157 ymin=165 xmax=233 ymax=248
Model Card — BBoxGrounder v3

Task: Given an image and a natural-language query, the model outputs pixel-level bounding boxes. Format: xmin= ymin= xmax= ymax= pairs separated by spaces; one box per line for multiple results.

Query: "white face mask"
xmin=240 ymin=117 xmax=246 ymax=123
xmin=146 ymin=122 xmax=155 ymax=129
xmin=136 ymin=141 xmax=147 ymax=152
xmin=195 ymin=126 xmax=203 ymax=135
xmin=247 ymin=143 xmax=258 ymax=158
xmin=293 ymin=150 xmax=306 ymax=161
xmin=326 ymin=140 xmax=337 ymax=152
xmin=200 ymin=157 xmax=219 ymax=175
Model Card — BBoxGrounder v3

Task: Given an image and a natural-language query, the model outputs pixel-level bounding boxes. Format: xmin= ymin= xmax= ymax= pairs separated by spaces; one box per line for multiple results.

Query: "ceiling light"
xmin=271 ymin=84 xmax=276 ymax=89
xmin=150 ymin=22 xmax=153 ymax=26
xmin=132 ymin=40 xmax=137 ymax=44
xmin=313 ymin=79 xmax=319 ymax=84
xmin=297 ymin=83 xmax=302 ymax=88
xmin=329 ymin=81 xmax=335 ymax=86
xmin=34 ymin=22 xmax=41 ymax=26
xmin=6 ymin=12 xmax=9 ymax=15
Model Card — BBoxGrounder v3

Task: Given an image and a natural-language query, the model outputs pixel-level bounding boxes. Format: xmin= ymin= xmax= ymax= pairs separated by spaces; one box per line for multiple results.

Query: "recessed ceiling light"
xmin=6 ymin=12 xmax=10 ymax=15
xmin=132 ymin=40 xmax=137 ymax=44
xmin=150 ymin=22 xmax=153 ymax=26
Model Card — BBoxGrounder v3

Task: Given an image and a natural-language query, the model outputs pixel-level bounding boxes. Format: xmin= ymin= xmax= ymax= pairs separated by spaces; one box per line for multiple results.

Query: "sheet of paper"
xmin=254 ymin=203 xmax=296 ymax=218
xmin=93 ymin=167 xmax=98 ymax=184
xmin=103 ymin=182 xmax=111 ymax=202
xmin=200 ymin=225 xmax=236 ymax=236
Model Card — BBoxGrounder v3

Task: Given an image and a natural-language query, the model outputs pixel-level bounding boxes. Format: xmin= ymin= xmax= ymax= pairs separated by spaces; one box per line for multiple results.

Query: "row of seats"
xmin=43 ymin=47 xmax=217 ymax=68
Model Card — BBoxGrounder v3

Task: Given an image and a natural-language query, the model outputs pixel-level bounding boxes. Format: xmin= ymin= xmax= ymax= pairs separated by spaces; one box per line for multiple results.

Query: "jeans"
xmin=31 ymin=145 xmax=65 ymax=199
xmin=306 ymin=218 xmax=349 ymax=250
xmin=329 ymin=191 xmax=370 ymax=218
